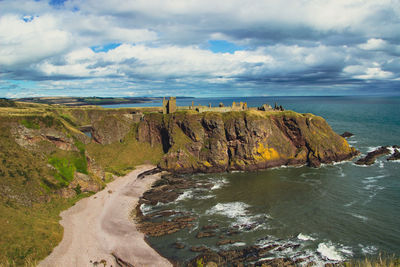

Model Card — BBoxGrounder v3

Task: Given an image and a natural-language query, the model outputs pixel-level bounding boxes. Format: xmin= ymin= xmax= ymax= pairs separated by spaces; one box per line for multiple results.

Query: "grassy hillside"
xmin=0 ymin=103 xmax=163 ymax=265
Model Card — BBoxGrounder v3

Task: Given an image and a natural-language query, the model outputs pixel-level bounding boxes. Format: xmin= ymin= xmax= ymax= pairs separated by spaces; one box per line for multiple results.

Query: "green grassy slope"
xmin=0 ymin=103 xmax=163 ymax=265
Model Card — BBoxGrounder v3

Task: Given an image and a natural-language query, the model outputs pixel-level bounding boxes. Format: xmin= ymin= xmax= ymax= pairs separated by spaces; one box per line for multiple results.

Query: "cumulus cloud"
xmin=0 ymin=14 xmax=72 ymax=66
xmin=0 ymin=0 xmax=399 ymax=96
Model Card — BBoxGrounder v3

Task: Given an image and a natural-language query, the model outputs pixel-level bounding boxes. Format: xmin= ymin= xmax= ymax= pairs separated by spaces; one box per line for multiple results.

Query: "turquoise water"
xmin=134 ymin=96 xmax=400 ymax=265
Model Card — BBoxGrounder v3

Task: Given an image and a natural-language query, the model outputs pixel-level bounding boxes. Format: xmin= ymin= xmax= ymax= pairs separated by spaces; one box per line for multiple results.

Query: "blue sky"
xmin=1 ymin=0 xmax=400 ymax=98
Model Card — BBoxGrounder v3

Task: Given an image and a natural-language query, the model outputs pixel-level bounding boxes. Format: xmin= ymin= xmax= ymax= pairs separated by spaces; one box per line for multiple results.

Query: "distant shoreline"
xmin=13 ymin=96 xmax=194 ymax=107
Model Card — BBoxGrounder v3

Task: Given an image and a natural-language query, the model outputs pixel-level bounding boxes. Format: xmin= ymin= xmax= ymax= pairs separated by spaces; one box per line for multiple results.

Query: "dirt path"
xmin=39 ymin=165 xmax=172 ymax=267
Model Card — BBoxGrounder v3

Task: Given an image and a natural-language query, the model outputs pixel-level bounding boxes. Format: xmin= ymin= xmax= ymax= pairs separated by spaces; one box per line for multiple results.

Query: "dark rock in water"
xmin=190 ymin=246 xmax=211 ymax=252
xmin=393 ymin=145 xmax=400 ymax=149
xmin=239 ymin=222 xmax=258 ymax=231
xmin=355 ymin=146 xmax=391 ymax=165
xmin=141 ymin=186 xmax=180 ymax=205
xmin=257 ymin=244 xmax=280 ymax=255
xmin=140 ymin=175 xmax=197 ymax=205
xmin=340 ymin=131 xmax=354 ymax=138
xmin=174 ymin=242 xmax=185 ymax=249
xmin=187 ymin=243 xmax=300 ymax=266
xmin=196 ymin=231 xmax=216 ymax=238
xmin=202 ymin=224 xmax=219 ymax=230
xmin=140 ymin=210 xmax=180 ymax=221
xmin=226 ymin=229 xmax=240 ymax=236
xmin=137 ymin=167 xmax=161 ymax=179
xmin=256 ymin=257 xmax=297 ymax=266
xmin=137 ymin=216 xmax=195 ymax=237
xmin=218 ymin=249 xmax=245 ymax=261
xmin=187 ymin=251 xmax=223 ymax=267
xmin=275 ymin=243 xmax=301 ymax=251
xmin=387 ymin=149 xmax=400 ymax=161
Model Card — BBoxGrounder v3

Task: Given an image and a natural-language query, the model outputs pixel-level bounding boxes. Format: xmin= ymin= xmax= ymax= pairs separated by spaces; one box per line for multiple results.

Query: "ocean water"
xmin=130 ymin=96 xmax=400 ymax=265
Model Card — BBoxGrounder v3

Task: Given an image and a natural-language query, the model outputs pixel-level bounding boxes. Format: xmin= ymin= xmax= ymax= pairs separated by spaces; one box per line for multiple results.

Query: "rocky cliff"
xmin=0 ymin=103 xmax=358 ymax=264
xmin=137 ymin=110 xmax=358 ymax=173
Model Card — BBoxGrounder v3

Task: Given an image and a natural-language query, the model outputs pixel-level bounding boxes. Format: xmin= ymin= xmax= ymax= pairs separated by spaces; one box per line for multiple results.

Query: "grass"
xmin=344 ymin=255 xmax=400 ymax=267
xmin=0 ymin=99 xmax=16 ymax=108
xmin=47 ymin=144 xmax=89 ymax=187
xmin=48 ymin=157 xmax=76 ymax=186
xmin=0 ymin=112 xmax=96 ymax=265
xmin=87 ymin=127 xmax=164 ymax=176
xmin=21 ymin=118 xmax=40 ymax=129
xmin=0 ymin=194 xmax=91 ymax=266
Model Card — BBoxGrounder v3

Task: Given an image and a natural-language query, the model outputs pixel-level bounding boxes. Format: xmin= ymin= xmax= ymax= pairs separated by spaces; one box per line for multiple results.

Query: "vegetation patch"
xmin=48 ymin=157 xmax=75 ymax=186
xmin=0 ymin=99 xmax=16 ymax=107
xmin=87 ymin=128 xmax=164 ymax=176
xmin=0 ymin=195 xmax=91 ymax=266
xmin=21 ymin=118 xmax=40 ymax=129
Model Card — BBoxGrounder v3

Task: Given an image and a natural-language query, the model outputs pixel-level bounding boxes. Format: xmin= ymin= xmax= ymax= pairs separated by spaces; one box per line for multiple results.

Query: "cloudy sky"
xmin=1 ymin=0 xmax=400 ymax=97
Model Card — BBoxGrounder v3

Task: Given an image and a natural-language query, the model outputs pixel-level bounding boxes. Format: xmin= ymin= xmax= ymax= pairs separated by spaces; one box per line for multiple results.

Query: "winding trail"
xmin=39 ymin=165 xmax=172 ymax=267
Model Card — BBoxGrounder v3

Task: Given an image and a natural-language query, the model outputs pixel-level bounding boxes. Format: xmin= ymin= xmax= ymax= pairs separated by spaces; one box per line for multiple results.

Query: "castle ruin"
xmin=188 ymin=100 xmax=252 ymax=113
xmin=162 ymin=97 xmax=177 ymax=114
xmin=161 ymin=97 xmax=281 ymax=114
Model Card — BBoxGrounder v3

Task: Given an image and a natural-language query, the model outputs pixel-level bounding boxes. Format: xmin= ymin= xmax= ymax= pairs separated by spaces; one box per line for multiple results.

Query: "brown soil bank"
xmin=137 ymin=110 xmax=359 ymax=173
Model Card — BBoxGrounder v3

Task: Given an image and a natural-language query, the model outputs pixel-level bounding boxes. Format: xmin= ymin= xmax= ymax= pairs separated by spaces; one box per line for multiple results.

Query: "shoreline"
xmin=39 ymin=165 xmax=173 ymax=267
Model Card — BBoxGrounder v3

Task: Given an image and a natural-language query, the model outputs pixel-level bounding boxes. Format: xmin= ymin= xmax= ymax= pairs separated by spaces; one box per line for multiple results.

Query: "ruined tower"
xmin=162 ymin=97 xmax=177 ymax=114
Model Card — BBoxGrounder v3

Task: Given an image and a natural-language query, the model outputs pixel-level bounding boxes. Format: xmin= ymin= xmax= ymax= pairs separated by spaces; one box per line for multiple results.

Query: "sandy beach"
xmin=39 ymin=165 xmax=172 ymax=267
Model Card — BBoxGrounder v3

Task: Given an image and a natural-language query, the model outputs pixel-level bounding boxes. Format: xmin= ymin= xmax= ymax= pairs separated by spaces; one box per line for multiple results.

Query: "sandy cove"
xmin=39 ymin=165 xmax=172 ymax=267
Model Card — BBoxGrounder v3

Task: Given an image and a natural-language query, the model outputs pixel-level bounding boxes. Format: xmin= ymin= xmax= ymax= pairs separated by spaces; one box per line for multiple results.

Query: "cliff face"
xmin=137 ymin=110 xmax=358 ymax=173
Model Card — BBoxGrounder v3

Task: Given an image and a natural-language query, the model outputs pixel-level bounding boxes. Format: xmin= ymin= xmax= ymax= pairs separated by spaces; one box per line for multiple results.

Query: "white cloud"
xmin=0 ymin=15 xmax=72 ymax=66
xmin=0 ymin=0 xmax=399 ymax=96
xmin=355 ymin=67 xmax=394 ymax=80
xmin=359 ymin=38 xmax=388 ymax=50
xmin=344 ymin=64 xmax=394 ymax=80
xmin=34 ymin=43 xmax=348 ymax=83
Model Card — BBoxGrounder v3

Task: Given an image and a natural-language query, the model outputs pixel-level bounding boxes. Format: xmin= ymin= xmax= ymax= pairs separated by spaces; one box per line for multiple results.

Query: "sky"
xmin=0 ymin=0 xmax=400 ymax=98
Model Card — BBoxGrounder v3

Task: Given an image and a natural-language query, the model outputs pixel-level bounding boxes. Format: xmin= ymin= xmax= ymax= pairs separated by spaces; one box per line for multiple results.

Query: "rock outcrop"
xmin=355 ymin=146 xmax=391 ymax=165
xmin=137 ymin=110 xmax=358 ymax=173
xmin=341 ymin=131 xmax=354 ymax=138
xmin=387 ymin=149 xmax=400 ymax=161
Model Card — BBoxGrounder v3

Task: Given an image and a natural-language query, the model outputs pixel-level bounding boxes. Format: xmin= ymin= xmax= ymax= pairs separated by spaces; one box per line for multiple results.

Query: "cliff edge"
xmin=137 ymin=110 xmax=358 ymax=173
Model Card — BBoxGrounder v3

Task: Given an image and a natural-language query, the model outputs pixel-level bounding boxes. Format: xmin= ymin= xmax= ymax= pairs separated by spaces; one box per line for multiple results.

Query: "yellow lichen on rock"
xmin=203 ymin=161 xmax=212 ymax=167
xmin=341 ymin=138 xmax=352 ymax=153
xmin=255 ymin=143 xmax=280 ymax=161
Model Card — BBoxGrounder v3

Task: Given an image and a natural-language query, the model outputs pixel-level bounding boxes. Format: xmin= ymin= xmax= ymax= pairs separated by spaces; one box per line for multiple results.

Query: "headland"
xmin=0 ymin=97 xmax=360 ymax=265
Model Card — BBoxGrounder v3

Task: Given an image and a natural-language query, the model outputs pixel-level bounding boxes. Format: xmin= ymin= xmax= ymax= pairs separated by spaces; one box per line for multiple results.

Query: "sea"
xmin=104 ymin=96 xmax=400 ymax=265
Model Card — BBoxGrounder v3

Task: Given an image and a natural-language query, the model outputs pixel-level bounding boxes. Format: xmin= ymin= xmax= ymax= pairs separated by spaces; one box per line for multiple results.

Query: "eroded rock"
xmin=355 ymin=146 xmax=391 ymax=165
xmin=174 ymin=242 xmax=185 ymax=249
xmin=137 ymin=111 xmax=359 ymax=173
xmin=387 ymin=148 xmax=400 ymax=161
xmin=196 ymin=231 xmax=216 ymax=238
xmin=340 ymin=132 xmax=354 ymax=138
xmin=137 ymin=216 xmax=195 ymax=237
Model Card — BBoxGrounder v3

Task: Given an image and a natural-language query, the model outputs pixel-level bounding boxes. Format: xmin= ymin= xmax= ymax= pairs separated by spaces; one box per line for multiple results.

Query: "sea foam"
xmin=297 ymin=233 xmax=316 ymax=241
xmin=350 ymin=213 xmax=368 ymax=221
xmin=176 ymin=190 xmax=193 ymax=201
xmin=359 ymin=244 xmax=378 ymax=254
xmin=317 ymin=243 xmax=344 ymax=261
xmin=206 ymin=202 xmax=250 ymax=218
xmin=206 ymin=202 xmax=269 ymax=230
xmin=210 ymin=178 xmax=228 ymax=190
